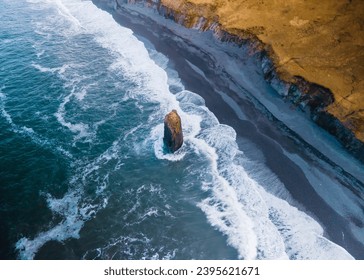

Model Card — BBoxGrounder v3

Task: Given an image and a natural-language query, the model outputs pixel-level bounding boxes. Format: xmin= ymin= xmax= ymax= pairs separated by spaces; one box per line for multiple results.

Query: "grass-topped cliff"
xmin=160 ymin=0 xmax=364 ymax=144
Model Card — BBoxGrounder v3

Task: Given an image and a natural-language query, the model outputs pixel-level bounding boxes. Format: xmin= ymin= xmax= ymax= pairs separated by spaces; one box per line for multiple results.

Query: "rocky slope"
xmin=116 ymin=0 xmax=364 ymax=160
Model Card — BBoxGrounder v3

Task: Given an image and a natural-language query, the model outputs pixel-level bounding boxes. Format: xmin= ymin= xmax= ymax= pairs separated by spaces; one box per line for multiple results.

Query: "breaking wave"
xmin=10 ymin=0 xmax=354 ymax=260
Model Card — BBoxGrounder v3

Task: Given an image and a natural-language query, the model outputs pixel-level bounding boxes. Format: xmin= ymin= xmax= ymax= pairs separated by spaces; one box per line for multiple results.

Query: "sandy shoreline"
xmin=92 ymin=0 xmax=364 ymax=259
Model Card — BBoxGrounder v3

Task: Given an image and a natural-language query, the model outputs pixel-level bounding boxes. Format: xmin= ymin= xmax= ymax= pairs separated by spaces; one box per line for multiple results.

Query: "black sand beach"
xmin=93 ymin=0 xmax=364 ymax=259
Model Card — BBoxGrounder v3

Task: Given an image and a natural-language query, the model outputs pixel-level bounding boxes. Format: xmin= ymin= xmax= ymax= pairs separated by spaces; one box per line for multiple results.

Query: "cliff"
xmin=116 ymin=0 xmax=364 ymax=160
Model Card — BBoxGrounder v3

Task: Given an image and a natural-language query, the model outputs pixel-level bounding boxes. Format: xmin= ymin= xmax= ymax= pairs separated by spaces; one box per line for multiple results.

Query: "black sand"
xmin=93 ymin=0 xmax=364 ymax=259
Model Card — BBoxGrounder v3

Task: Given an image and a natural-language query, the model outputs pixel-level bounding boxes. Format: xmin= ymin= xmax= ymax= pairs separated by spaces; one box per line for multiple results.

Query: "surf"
xmin=9 ymin=0 xmax=354 ymax=260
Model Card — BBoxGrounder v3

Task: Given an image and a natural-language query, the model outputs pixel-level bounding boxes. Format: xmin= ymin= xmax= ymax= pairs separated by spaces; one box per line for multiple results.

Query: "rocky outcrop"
xmin=261 ymin=57 xmax=364 ymax=159
xmin=164 ymin=110 xmax=183 ymax=152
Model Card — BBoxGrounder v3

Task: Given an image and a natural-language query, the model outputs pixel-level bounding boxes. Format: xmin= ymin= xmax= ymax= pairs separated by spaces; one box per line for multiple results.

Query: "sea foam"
xmin=16 ymin=0 xmax=354 ymax=260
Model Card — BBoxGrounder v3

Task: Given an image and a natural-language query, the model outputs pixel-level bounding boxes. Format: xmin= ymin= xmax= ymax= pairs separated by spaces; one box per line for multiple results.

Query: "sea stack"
xmin=163 ymin=110 xmax=183 ymax=153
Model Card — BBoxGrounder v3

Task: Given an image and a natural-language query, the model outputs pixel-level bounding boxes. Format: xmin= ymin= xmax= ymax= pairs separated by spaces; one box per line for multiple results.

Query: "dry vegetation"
xmin=162 ymin=0 xmax=364 ymax=141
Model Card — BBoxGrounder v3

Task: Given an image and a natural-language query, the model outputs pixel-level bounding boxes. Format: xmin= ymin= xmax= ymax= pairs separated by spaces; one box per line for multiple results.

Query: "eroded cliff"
xmin=160 ymin=0 xmax=364 ymax=138
xmin=116 ymin=0 xmax=364 ymax=159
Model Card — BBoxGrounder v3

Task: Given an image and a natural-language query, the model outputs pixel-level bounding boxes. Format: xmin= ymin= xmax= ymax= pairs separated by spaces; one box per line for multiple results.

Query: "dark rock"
xmin=313 ymin=110 xmax=364 ymax=162
xmin=163 ymin=110 xmax=183 ymax=152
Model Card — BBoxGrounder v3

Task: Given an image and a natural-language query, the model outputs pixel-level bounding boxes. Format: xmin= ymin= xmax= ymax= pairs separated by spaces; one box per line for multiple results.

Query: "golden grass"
xmin=162 ymin=0 xmax=364 ymax=140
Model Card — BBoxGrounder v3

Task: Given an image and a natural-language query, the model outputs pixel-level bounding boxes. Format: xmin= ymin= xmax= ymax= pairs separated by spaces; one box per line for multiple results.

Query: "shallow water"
xmin=0 ymin=0 xmax=356 ymax=259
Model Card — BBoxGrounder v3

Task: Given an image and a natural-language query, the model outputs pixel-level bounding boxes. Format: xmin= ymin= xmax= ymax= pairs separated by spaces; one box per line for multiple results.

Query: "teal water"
xmin=0 ymin=0 xmax=355 ymax=259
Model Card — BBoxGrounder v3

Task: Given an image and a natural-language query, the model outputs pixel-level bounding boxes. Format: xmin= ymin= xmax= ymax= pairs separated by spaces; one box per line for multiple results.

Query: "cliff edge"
xmin=160 ymin=0 xmax=364 ymax=143
xmin=114 ymin=0 xmax=364 ymax=159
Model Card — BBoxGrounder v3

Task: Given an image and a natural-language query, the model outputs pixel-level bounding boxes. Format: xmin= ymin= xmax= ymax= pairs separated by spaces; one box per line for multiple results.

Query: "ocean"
xmin=0 ymin=0 xmax=361 ymax=259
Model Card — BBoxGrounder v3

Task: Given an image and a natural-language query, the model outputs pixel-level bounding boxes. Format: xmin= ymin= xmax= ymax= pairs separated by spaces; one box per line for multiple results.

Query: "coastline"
xmin=92 ymin=0 xmax=364 ymax=259
xmin=156 ymin=0 xmax=364 ymax=160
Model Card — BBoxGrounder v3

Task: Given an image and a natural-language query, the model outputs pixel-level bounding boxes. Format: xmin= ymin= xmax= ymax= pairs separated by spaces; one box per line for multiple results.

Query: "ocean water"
xmin=0 ymin=0 xmax=354 ymax=260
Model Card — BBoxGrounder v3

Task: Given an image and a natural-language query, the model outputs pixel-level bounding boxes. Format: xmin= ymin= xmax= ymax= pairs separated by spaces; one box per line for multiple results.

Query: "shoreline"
xmin=155 ymin=0 xmax=364 ymax=160
xmin=106 ymin=1 xmax=364 ymax=185
xmin=92 ymin=0 xmax=364 ymax=259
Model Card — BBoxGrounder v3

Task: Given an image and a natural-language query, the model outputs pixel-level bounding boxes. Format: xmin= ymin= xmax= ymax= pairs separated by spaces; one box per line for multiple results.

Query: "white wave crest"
xmin=194 ymin=121 xmax=353 ymax=259
xmin=54 ymin=87 xmax=91 ymax=139
xmin=32 ymin=62 xmax=70 ymax=74
xmin=0 ymin=89 xmax=72 ymax=158
xmin=19 ymin=0 xmax=355 ymax=261
xmin=16 ymin=191 xmax=85 ymax=260
xmin=14 ymin=137 xmax=119 ymax=259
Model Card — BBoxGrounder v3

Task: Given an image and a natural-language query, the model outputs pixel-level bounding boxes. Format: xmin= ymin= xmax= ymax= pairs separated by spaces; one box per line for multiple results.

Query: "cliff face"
xmin=115 ymin=0 xmax=364 ymax=159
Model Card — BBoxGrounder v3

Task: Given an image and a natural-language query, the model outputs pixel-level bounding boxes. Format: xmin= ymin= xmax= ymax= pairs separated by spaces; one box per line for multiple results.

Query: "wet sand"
xmin=93 ymin=0 xmax=364 ymax=259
